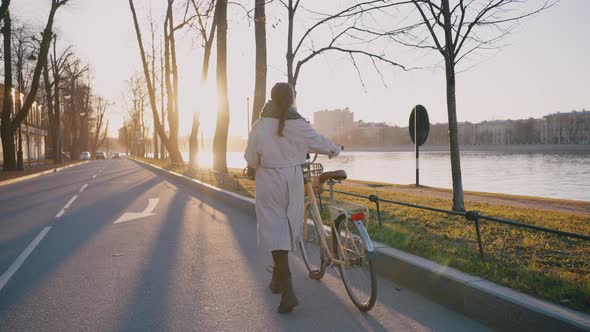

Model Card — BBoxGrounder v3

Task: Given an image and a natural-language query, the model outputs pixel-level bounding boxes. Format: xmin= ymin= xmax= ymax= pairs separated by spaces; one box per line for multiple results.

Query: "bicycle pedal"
xmin=309 ymin=270 xmax=323 ymax=280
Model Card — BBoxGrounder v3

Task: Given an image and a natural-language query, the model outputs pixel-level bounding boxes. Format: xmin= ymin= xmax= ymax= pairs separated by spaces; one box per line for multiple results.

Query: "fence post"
xmin=368 ymin=195 xmax=382 ymax=228
xmin=235 ymin=175 xmax=239 ymax=191
xmin=466 ymin=211 xmax=485 ymax=263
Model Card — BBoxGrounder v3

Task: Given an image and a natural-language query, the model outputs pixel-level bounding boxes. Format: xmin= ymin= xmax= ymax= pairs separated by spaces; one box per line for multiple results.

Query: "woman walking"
xmin=244 ymin=83 xmax=341 ymax=313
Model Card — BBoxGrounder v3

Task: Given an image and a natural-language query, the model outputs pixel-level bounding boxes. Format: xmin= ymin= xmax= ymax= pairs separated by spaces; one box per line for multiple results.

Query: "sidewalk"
xmin=0 ymin=160 xmax=85 ymax=184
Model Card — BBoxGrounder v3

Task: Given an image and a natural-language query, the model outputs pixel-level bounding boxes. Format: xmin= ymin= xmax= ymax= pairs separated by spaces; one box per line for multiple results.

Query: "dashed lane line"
xmin=63 ymin=195 xmax=78 ymax=209
xmin=0 ymin=226 xmax=52 ymax=292
xmin=79 ymin=184 xmax=89 ymax=193
xmin=55 ymin=195 xmax=78 ymax=219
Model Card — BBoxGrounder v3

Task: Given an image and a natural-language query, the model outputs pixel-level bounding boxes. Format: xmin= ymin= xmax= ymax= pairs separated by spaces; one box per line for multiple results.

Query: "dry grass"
xmin=137 ymin=157 xmax=590 ymax=313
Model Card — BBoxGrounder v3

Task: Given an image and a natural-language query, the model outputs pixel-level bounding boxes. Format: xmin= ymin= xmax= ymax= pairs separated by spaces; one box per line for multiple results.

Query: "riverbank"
xmin=344 ymin=144 xmax=590 ymax=153
xmin=136 ymin=157 xmax=590 ymax=314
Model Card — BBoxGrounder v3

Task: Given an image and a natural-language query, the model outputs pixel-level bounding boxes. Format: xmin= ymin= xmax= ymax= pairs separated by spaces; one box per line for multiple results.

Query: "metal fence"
xmin=325 ymin=187 xmax=590 ymax=262
xmin=174 ymin=162 xmax=590 ymax=263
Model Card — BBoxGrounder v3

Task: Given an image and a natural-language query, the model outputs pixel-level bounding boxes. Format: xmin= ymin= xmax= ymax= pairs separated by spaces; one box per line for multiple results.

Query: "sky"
xmin=12 ymin=0 xmax=590 ymax=138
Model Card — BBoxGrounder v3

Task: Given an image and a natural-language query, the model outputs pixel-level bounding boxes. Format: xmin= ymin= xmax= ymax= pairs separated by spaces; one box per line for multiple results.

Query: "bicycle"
xmin=298 ymin=154 xmax=377 ymax=311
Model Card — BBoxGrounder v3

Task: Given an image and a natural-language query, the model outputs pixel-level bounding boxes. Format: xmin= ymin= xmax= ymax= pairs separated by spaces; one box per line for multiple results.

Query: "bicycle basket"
xmin=304 ymin=163 xmax=324 ymax=195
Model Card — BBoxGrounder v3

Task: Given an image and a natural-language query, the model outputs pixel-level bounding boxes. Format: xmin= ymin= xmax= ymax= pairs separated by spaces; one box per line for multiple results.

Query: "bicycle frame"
xmin=303 ymin=172 xmax=347 ymax=267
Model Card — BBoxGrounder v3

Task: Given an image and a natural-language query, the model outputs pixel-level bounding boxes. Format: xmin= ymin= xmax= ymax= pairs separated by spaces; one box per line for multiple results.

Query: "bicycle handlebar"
xmin=306 ymin=145 xmax=343 ymax=163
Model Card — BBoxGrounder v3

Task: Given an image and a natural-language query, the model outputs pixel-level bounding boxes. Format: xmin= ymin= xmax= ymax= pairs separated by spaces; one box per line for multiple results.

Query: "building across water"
xmin=313 ymin=109 xmax=590 ymax=147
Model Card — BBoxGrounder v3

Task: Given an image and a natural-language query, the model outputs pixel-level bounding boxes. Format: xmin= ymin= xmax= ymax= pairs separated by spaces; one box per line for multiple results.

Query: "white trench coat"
xmin=244 ymin=118 xmax=341 ymax=251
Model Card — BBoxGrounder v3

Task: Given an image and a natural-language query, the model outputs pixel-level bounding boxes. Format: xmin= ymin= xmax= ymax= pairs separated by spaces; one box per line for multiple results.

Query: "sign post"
xmin=409 ymin=105 xmax=430 ymax=187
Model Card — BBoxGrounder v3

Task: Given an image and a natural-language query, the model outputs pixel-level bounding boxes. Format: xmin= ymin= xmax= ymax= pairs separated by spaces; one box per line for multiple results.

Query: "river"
xmin=183 ymin=148 xmax=590 ymax=202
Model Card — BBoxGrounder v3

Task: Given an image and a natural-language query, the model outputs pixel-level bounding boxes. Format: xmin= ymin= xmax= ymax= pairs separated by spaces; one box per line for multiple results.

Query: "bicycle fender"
xmin=353 ymin=220 xmax=374 ymax=253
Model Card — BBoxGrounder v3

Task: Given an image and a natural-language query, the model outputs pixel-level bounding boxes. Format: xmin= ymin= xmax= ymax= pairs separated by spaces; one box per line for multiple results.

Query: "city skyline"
xmin=12 ymin=0 xmax=590 ymax=138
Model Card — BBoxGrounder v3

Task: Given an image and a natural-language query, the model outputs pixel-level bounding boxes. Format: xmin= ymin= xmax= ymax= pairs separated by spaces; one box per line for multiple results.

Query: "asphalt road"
xmin=0 ymin=158 xmax=492 ymax=331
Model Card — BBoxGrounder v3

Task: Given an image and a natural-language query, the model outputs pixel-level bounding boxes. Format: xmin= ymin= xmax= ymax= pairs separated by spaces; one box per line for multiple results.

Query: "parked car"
xmin=112 ymin=152 xmax=121 ymax=159
xmin=80 ymin=151 xmax=91 ymax=160
xmin=95 ymin=151 xmax=107 ymax=160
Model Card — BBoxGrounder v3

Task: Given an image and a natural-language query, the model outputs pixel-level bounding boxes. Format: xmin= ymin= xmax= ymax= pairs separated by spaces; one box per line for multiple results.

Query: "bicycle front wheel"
xmin=336 ymin=216 xmax=377 ymax=311
xmin=299 ymin=204 xmax=326 ymax=279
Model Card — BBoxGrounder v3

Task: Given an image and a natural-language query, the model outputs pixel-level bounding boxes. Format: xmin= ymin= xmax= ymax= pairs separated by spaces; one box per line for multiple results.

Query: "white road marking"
xmin=92 ymin=175 xmax=97 ymax=179
xmin=114 ymin=198 xmax=159 ymax=224
xmin=55 ymin=195 xmax=78 ymax=218
xmin=0 ymin=226 xmax=51 ymax=292
xmin=64 ymin=195 xmax=78 ymax=209
xmin=79 ymin=184 xmax=89 ymax=193
xmin=55 ymin=209 xmax=65 ymax=218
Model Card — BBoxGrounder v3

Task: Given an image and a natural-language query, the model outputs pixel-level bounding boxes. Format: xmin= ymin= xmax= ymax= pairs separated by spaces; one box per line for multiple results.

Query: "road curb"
xmin=0 ymin=161 xmax=89 ymax=187
xmin=131 ymin=157 xmax=590 ymax=332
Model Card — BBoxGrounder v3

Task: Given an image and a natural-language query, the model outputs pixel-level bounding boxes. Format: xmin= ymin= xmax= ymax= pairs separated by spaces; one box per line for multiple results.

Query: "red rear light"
xmin=351 ymin=213 xmax=365 ymax=221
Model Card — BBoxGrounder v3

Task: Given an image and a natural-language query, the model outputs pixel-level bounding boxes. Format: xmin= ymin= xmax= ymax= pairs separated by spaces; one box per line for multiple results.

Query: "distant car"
xmin=95 ymin=151 xmax=107 ymax=160
xmin=80 ymin=151 xmax=91 ymax=160
xmin=113 ymin=152 xmax=121 ymax=159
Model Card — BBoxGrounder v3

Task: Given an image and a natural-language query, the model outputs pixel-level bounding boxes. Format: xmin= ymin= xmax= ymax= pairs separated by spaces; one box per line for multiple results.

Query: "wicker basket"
xmin=304 ymin=163 xmax=324 ymax=195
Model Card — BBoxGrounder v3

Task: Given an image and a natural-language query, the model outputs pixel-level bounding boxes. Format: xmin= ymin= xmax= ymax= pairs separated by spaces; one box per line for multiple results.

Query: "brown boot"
xmin=269 ymin=266 xmax=281 ymax=294
xmin=277 ymin=274 xmax=299 ymax=314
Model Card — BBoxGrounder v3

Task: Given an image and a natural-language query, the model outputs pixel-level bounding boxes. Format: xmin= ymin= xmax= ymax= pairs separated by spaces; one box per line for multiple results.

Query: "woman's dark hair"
xmin=271 ymin=82 xmax=295 ymax=137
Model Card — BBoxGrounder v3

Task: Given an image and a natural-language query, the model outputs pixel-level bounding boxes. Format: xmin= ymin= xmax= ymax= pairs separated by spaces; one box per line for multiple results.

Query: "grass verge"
xmin=136 ymin=157 xmax=590 ymax=314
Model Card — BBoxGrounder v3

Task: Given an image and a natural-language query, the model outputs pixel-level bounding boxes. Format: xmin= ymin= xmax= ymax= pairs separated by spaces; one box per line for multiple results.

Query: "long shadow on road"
xmin=0 ymin=176 xmax=162 ymax=311
xmin=117 ymin=189 xmax=191 ymax=330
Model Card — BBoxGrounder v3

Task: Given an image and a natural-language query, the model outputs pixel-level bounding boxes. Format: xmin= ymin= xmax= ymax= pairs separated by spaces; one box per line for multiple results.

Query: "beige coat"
xmin=244 ymin=117 xmax=341 ymax=251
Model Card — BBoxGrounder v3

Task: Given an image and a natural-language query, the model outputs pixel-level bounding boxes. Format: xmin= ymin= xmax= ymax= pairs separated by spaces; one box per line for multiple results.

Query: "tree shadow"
xmin=0 ymin=176 xmax=162 ymax=309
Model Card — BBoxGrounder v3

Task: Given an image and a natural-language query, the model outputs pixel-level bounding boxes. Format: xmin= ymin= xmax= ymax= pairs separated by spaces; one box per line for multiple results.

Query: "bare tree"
xmin=185 ymin=0 xmax=216 ymax=168
xmin=47 ymin=36 xmax=72 ymax=163
xmin=212 ymin=0 xmax=229 ymax=173
xmin=1 ymin=0 xmax=68 ymax=170
xmin=63 ymin=58 xmax=88 ymax=159
xmin=43 ymin=35 xmax=72 ymax=162
xmin=128 ymin=0 xmax=184 ymax=163
xmin=280 ymin=0 xmax=408 ymax=91
xmin=190 ymin=0 xmax=216 ymax=84
xmin=252 ymin=0 xmax=267 ymax=123
xmin=91 ymin=96 xmax=111 ymax=155
xmin=124 ymin=74 xmax=148 ymax=157
xmin=394 ymin=0 xmax=552 ymax=211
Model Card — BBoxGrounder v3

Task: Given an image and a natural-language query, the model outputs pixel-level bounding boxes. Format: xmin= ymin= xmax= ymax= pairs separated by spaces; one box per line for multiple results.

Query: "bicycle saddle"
xmin=319 ymin=170 xmax=347 ymax=183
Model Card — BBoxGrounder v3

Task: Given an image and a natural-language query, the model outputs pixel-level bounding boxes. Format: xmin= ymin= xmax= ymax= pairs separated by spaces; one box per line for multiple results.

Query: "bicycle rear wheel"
xmin=336 ymin=216 xmax=377 ymax=311
xmin=299 ymin=204 xmax=326 ymax=280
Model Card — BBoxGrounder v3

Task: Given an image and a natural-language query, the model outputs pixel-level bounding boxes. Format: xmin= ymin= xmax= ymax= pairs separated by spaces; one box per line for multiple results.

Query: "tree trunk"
xmin=166 ymin=4 xmax=181 ymax=163
xmin=160 ymin=41 xmax=166 ymax=160
xmin=252 ymin=0 xmax=267 ymax=124
xmin=442 ymin=0 xmax=465 ymax=211
xmin=43 ymin=59 xmax=57 ymax=161
xmin=189 ymin=113 xmax=199 ymax=170
xmin=1 ymin=10 xmax=16 ymax=170
xmin=286 ymin=1 xmax=295 ymax=87
xmin=128 ymin=0 xmax=182 ymax=163
xmin=212 ymin=0 xmax=229 ymax=173
xmin=54 ymin=76 xmax=62 ymax=163
xmin=52 ymin=37 xmax=63 ymax=164
xmin=0 ymin=0 xmax=11 ymax=24
xmin=444 ymin=59 xmax=465 ymax=211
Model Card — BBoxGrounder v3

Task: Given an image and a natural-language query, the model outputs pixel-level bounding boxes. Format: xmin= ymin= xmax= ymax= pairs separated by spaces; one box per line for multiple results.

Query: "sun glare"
xmin=179 ymin=79 xmax=218 ymax=139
